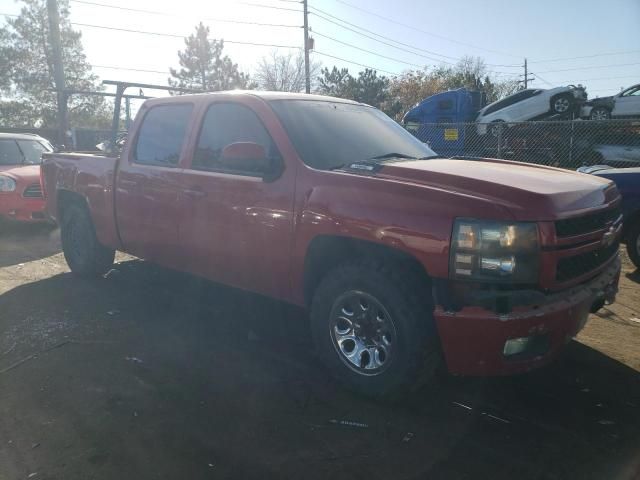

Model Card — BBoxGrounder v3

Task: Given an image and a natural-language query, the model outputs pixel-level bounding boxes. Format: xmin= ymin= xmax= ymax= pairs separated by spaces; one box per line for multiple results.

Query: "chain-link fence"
xmin=405 ymin=119 xmax=640 ymax=170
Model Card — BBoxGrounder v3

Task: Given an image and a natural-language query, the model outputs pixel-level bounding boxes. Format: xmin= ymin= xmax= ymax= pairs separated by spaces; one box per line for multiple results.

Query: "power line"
xmin=313 ymin=31 xmax=423 ymax=68
xmin=310 ymin=5 xmax=456 ymax=64
xmin=309 ymin=6 xmax=520 ymax=70
xmin=235 ymin=1 xmax=302 ymax=12
xmin=313 ymin=51 xmax=398 ymax=75
xmin=69 ymin=0 xmax=301 ymax=28
xmin=310 ymin=10 xmax=455 ymax=66
xmin=530 ymin=50 xmax=640 ymax=63
xmin=92 ymin=64 xmax=167 ymax=74
xmin=328 ymin=0 xmax=522 ymax=59
xmin=70 ymin=22 xmax=300 ymax=48
xmin=557 ymin=75 xmax=639 ymax=83
xmin=535 ymin=62 xmax=640 ymax=74
xmin=530 ymin=72 xmax=553 ymax=87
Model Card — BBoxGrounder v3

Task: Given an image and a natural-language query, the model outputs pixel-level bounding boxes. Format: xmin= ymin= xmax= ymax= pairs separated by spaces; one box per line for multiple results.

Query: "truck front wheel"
xmin=627 ymin=221 xmax=640 ymax=269
xmin=310 ymin=261 xmax=440 ymax=399
xmin=61 ymin=202 xmax=115 ymax=276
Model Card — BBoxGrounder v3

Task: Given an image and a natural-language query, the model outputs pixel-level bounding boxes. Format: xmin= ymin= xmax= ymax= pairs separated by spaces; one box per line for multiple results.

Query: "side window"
xmin=134 ymin=104 xmax=193 ymax=166
xmin=0 ymin=140 xmax=22 ymax=166
xmin=17 ymin=140 xmax=49 ymax=165
xmin=193 ymin=102 xmax=277 ymax=174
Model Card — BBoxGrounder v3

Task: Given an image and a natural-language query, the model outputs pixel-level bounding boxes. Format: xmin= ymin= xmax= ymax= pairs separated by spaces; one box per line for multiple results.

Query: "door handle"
xmin=182 ymin=188 xmax=206 ymax=198
xmin=119 ymin=179 xmax=138 ymax=187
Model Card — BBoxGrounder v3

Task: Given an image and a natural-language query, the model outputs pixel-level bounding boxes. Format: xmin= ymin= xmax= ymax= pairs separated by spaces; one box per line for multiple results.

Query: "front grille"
xmin=556 ymin=242 xmax=618 ymax=282
xmin=23 ymin=183 xmax=43 ymax=198
xmin=555 ymin=206 xmax=621 ymax=237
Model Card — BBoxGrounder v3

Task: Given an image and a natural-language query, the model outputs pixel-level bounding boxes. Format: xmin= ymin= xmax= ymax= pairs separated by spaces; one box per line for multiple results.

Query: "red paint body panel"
xmin=41 ymin=91 xmax=623 ymax=377
xmin=0 ymin=165 xmax=46 ymax=222
xmin=436 ymin=258 xmax=620 ymax=375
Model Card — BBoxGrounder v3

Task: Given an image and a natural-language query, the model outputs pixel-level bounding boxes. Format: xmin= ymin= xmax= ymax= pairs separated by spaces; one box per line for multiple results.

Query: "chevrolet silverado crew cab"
xmin=41 ymin=92 xmax=622 ymax=398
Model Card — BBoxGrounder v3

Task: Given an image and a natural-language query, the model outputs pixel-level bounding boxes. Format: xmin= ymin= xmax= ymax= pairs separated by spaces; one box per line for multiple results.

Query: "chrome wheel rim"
xmin=554 ymin=98 xmax=570 ymax=113
xmin=592 ymin=109 xmax=608 ymax=120
xmin=329 ymin=291 xmax=396 ymax=376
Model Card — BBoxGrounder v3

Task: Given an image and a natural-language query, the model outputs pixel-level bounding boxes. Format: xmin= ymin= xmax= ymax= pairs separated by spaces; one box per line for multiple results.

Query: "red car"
xmin=0 ymin=133 xmax=53 ymax=222
xmin=42 ymin=92 xmax=622 ymax=398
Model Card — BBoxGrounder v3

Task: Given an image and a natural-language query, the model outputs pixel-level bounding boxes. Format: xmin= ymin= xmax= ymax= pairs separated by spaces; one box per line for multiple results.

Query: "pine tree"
xmin=168 ymin=23 xmax=253 ymax=92
xmin=0 ymin=0 xmax=110 ymax=128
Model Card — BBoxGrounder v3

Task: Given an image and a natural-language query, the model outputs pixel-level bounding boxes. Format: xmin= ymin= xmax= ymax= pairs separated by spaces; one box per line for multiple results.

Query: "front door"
xmin=178 ymin=99 xmax=296 ymax=299
xmin=115 ymin=102 xmax=195 ymax=267
xmin=613 ymin=86 xmax=640 ymax=117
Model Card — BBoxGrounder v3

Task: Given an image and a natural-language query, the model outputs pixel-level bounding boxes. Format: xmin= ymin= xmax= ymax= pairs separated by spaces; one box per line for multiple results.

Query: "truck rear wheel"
xmin=310 ymin=260 xmax=440 ymax=399
xmin=61 ymin=202 xmax=115 ymax=276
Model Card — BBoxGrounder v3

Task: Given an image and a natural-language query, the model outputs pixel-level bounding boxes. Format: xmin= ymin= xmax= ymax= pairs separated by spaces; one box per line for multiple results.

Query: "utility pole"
xmin=303 ymin=0 xmax=310 ymax=94
xmin=47 ymin=0 xmax=68 ymax=147
xmin=520 ymin=58 xmax=534 ymax=90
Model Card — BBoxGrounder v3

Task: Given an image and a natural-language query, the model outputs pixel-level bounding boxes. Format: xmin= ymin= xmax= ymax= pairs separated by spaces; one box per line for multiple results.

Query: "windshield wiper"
xmin=368 ymin=152 xmax=418 ymax=160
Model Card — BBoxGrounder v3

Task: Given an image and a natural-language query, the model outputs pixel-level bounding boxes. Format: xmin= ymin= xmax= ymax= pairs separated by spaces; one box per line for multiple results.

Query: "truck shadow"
xmin=0 ymin=220 xmax=60 ymax=267
xmin=0 ymin=259 xmax=639 ymax=480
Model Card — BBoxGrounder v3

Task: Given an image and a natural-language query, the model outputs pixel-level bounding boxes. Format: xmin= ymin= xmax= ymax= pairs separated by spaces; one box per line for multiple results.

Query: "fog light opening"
xmin=503 ymin=334 xmax=550 ymax=358
xmin=503 ymin=337 xmax=532 ymax=356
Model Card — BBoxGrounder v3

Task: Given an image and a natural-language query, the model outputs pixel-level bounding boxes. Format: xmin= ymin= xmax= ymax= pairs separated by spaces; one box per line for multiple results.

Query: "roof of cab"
xmin=142 ymin=90 xmax=362 ymax=107
xmin=0 ymin=132 xmax=50 ymax=141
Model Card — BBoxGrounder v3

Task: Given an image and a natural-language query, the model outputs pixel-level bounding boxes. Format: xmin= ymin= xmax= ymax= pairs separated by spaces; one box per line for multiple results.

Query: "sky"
xmin=1 ymin=0 xmax=639 ymax=114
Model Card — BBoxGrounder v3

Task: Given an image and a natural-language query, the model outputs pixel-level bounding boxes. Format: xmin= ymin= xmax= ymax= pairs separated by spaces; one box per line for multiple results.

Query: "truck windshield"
xmin=269 ymin=99 xmax=437 ymax=170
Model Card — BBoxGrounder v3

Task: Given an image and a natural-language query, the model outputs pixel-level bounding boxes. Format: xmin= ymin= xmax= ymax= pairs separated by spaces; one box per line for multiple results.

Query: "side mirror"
xmin=220 ymin=142 xmax=270 ymax=175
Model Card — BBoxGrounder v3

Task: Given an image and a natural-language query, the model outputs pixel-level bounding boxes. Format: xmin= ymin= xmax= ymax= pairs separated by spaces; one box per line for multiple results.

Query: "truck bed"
xmin=41 ymin=152 xmax=121 ymax=249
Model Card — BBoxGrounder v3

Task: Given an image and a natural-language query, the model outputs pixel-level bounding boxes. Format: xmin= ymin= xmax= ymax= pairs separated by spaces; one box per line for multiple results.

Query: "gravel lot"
xmin=1 ymin=221 xmax=639 ymax=480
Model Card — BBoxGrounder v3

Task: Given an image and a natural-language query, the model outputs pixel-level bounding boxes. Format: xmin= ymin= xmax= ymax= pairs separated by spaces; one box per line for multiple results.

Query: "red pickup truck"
xmin=41 ymin=92 xmax=622 ymax=397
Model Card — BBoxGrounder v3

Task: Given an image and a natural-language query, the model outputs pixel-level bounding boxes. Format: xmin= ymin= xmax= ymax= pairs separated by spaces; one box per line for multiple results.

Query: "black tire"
xmin=551 ymin=93 xmax=574 ymax=115
xmin=61 ymin=202 xmax=115 ymax=276
xmin=627 ymin=221 xmax=640 ymax=269
xmin=590 ymin=106 xmax=611 ymax=121
xmin=310 ymin=260 xmax=441 ymax=399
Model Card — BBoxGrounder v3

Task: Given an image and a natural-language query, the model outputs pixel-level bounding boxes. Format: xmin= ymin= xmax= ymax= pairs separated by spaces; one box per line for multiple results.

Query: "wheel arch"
xmin=57 ymin=189 xmax=90 ymax=221
xmin=302 ymin=235 xmax=432 ymax=306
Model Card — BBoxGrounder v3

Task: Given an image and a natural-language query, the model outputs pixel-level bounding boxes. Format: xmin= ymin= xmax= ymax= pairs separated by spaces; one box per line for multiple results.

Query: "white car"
xmin=476 ymin=86 xmax=587 ymax=135
xmin=582 ymin=83 xmax=640 ymax=120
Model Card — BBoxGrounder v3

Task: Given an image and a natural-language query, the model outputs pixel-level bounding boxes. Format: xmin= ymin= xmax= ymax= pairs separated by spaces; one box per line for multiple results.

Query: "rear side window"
xmin=134 ymin=104 xmax=193 ymax=166
xmin=483 ymin=90 xmax=537 ymax=116
xmin=193 ymin=102 xmax=276 ymax=173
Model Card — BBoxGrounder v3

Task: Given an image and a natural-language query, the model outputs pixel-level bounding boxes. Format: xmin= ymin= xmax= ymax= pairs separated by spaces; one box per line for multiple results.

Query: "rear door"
xmin=178 ymin=98 xmax=296 ymax=299
xmin=115 ymin=102 xmax=195 ymax=267
xmin=510 ymin=89 xmax=546 ymax=120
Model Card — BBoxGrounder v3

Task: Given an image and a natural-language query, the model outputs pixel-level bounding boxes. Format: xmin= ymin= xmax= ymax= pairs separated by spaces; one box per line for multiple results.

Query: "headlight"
xmin=450 ymin=219 xmax=539 ymax=284
xmin=0 ymin=176 xmax=16 ymax=192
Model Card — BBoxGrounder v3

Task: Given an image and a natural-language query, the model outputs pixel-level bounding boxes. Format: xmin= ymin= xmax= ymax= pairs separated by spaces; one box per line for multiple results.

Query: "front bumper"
xmin=0 ymin=192 xmax=47 ymax=222
xmin=434 ymin=256 xmax=621 ymax=376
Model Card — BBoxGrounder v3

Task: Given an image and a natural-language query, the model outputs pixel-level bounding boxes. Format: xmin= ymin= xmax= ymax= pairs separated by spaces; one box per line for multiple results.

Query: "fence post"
xmin=496 ymin=124 xmax=503 ymax=159
xmin=569 ymin=119 xmax=575 ymax=167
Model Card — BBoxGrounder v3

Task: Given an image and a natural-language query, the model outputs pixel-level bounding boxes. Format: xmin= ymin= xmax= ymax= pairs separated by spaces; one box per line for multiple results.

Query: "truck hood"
xmin=0 ymin=164 xmax=40 ymax=182
xmin=377 ymin=158 xmax=617 ymax=221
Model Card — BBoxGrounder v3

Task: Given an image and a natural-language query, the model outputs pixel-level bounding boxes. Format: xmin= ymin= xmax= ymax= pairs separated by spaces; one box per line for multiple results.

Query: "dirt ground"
xmin=0 ymin=221 xmax=639 ymax=480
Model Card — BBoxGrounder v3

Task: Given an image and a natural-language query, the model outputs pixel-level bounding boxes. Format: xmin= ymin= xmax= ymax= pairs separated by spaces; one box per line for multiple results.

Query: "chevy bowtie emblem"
xmin=602 ymin=225 xmax=616 ymax=247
